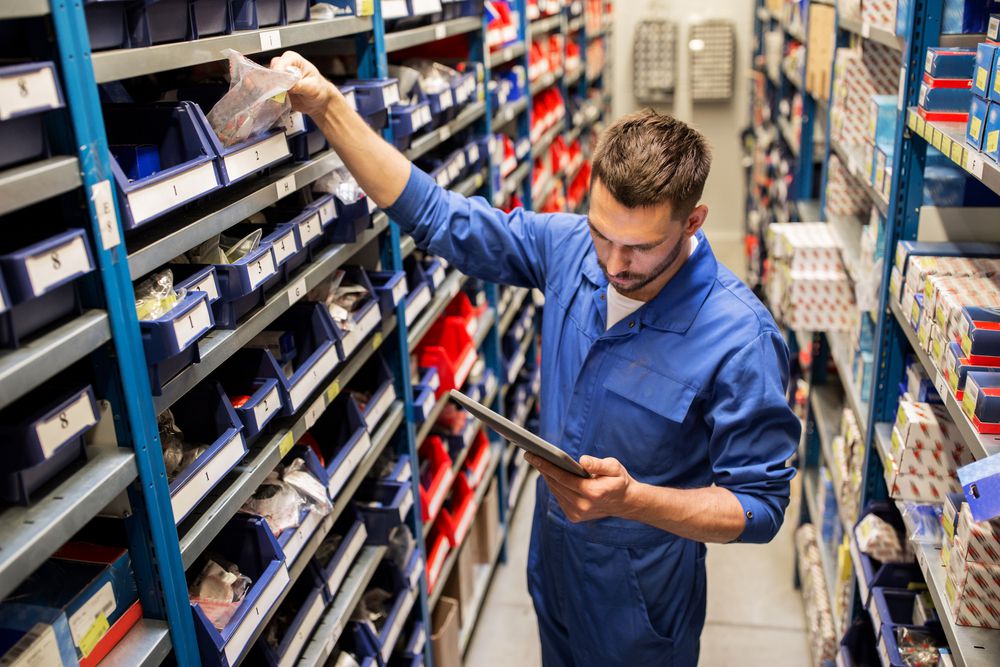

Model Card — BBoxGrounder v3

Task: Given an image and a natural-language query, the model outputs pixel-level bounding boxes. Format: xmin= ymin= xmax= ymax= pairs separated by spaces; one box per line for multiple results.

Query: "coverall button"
xmin=746 ymin=510 xmax=754 ymax=520
xmin=628 ymin=320 xmax=635 ymax=328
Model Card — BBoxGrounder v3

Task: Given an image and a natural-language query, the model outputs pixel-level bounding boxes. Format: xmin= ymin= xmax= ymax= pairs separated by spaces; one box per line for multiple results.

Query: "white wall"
xmin=611 ymin=0 xmax=755 ymax=242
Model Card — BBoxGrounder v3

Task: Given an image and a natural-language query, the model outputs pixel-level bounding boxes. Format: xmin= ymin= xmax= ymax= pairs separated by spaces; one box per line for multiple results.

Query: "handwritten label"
xmin=275 ymin=174 xmax=296 ymax=199
xmin=259 ymin=30 xmax=282 ymax=51
xmin=0 ymin=65 xmax=60 ymax=120
xmin=297 ymin=213 xmax=322 ymax=245
xmin=223 ymin=566 xmax=290 ymax=666
xmin=251 ymin=384 xmax=281 ymax=432
xmin=223 ymin=132 xmax=290 ymax=181
xmin=89 ymin=180 xmax=121 ymax=251
xmin=24 ymin=233 xmax=92 ymax=298
xmin=966 ymin=151 xmax=986 ymax=179
xmin=171 ymin=297 xmax=211 ymax=350
xmin=171 ymin=432 xmax=246 ymax=522
xmin=246 ymin=249 xmax=277 ymax=290
xmin=270 ymin=229 xmax=298 ymax=266
xmin=35 ymin=390 xmax=97 ymax=458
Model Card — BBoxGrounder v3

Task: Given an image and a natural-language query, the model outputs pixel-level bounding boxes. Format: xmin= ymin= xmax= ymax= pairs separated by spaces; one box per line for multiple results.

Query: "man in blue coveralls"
xmin=272 ymin=51 xmax=800 ymax=666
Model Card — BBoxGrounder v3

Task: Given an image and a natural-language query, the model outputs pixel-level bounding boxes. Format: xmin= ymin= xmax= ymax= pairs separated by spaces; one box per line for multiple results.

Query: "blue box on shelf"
xmin=354 ymin=478 xmax=414 ymax=545
xmin=323 ymin=193 xmax=375 ymax=244
xmin=960 ymin=306 xmax=1000 ymax=362
xmin=870 ymin=588 xmax=940 ymax=642
xmin=962 ymin=370 xmax=1000 ymax=427
xmin=301 ymin=393 xmax=371 ymax=500
xmin=84 ymin=0 xmax=130 ymax=50
xmin=316 ymin=509 xmax=369 ymax=598
xmin=187 ymin=239 xmax=277 ymax=329
xmin=348 ymin=553 xmax=421 ymax=664
xmin=126 ymin=0 xmax=195 ymax=47
xmin=250 ymin=560 xmax=327 ymax=666
xmin=984 ymin=100 xmax=1000 ymax=161
xmin=191 ymin=0 xmax=232 ymax=37
xmin=943 ymin=0 xmax=996 ymax=33
xmin=368 ymin=270 xmax=408 ymax=319
xmin=0 ymin=604 xmax=77 ymax=665
xmin=966 ymin=95 xmax=990 ymax=149
xmin=215 ymin=348 xmax=285 ymax=443
xmin=345 ymin=78 xmax=402 ymax=116
xmin=256 ymin=302 xmax=344 ymax=414
xmin=266 ymin=194 xmax=329 ymax=263
xmin=0 ymin=228 xmax=95 ymax=349
xmin=230 ymin=0 xmax=284 ymax=29
xmin=0 ymin=384 xmax=98 ymax=505
xmin=347 ymin=354 xmax=397 ymax=432
xmin=289 ymin=114 xmax=329 ymax=162
xmin=191 ymin=515 xmax=291 ymax=667
xmin=284 ymin=0 xmax=311 ymax=23
xmin=958 ymin=454 xmax=1000 ymax=521
xmin=390 ymin=101 xmax=433 ymax=149
xmin=402 ymin=264 xmax=433 ymax=328
xmin=104 ymin=101 xmax=222 ymax=229
xmin=975 ymin=43 xmax=1000 ymax=98
xmin=228 ymin=221 xmax=301 ymax=289
xmin=168 ymin=381 xmax=246 ymax=523
xmin=139 ymin=288 xmax=215 ymax=394
xmin=0 ymin=62 xmax=65 ymax=170
xmin=412 ymin=376 xmax=438 ymax=422
xmin=924 ymin=47 xmax=977 ymax=78
xmin=919 ymin=81 xmax=972 ymax=113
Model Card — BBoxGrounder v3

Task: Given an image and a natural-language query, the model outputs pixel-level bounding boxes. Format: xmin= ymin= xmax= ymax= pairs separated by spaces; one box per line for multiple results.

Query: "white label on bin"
xmin=259 ymin=30 xmax=282 ymax=51
xmin=288 ymin=344 xmax=340 ymax=410
xmin=128 ymin=161 xmax=219 ymax=224
xmin=357 ymin=304 xmax=380 ymax=338
xmin=326 ymin=526 xmax=367 ymax=594
xmin=35 ymin=390 xmax=96 ymax=459
xmin=278 ymin=589 xmax=325 ymax=667
xmin=24 ymin=234 xmax=92 ymax=298
xmin=318 ymin=199 xmax=337 ymax=224
xmin=327 ymin=432 xmax=372 ymax=498
xmin=966 ymin=151 xmax=986 ymax=179
xmin=224 ymin=133 xmax=290 ymax=181
xmin=383 ymin=83 xmax=400 ymax=108
xmin=270 ymin=229 xmax=298 ymax=266
xmin=68 ymin=581 xmax=116 ymax=652
xmin=171 ymin=431 xmax=245 ymax=523
xmin=428 ymin=468 xmax=453 ymax=518
xmin=284 ymin=508 xmax=323 ymax=565
xmin=409 ymin=627 xmax=426 ymax=656
xmin=382 ymin=590 xmax=417 ymax=663
xmin=2 ymin=622 xmax=61 ymax=666
xmin=421 ymin=392 xmax=436 ymax=419
xmin=224 ymin=565 xmax=290 ymax=666
xmin=465 ymin=316 xmax=478 ymax=338
xmin=367 ymin=385 xmax=396 ymax=430
xmin=398 ymin=487 xmax=414 ymax=521
xmin=275 ymin=174 xmax=296 ymax=199
xmin=251 ymin=384 xmax=281 ymax=432
xmin=456 ymin=349 xmax=477 ymax=387
xmin=297 ymin=213 xmax=322 ymax=245
xmin=405 ymin=285 xmax=431 ymax=326
xmin=935 ymin=372 xmax=950 ymax=400
xmin=0 ymin=66 xmax=60 ymax=120
xmin=869 ymin=598 xmax=883 ymax=639
xmin=391 ymin=277 xmax=407 ymax=304
xmin=435 ymin=170 xmax=450 ymax=187
xmin=90 ymin=180 xmax=121 ymax=251
xmin=431 ymin=265 xmax=446 ymax=289
xmin=409 ymin=556 xmax=424 ymax=590
xmin=367 ymin=196 xmax=377 ymax=213
xmin=304 ymin=397 xmax=325 ymax=432
xmin=878 ymin=636 xmax=891 ymax=666
xmin=171 ymin=297 xmax=211 ymax=350
xmin=189 ymin=272 xmax=219 ymax=302
xmin=287 ymin=277 xmax=308 ymax=307
xmin=246 ymin=250 xmax=277 ymax=290
xmin=282 ymin=112 xmax=306 ymax=137
xmin=468 ymin=144 xmax=480 ymax=165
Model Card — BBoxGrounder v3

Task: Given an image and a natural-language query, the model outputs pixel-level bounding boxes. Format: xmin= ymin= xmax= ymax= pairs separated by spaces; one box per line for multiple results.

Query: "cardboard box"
xmin=431 ymin=597 xmax=461 ymax=667
xmin=869 ymin=94 xmax=898 ymax=148
xmin=805 ymin=4 xmax=836 ymax=101
xmin=894 ymin=401 xmax=967 ymax=455
xmin=974 ymin=43 xmax=999 ymax=99
xmin=925 ymin=47 xmax=977 ymax=79
xmin=944 ymin=492 xmax=966 ymax=541
xmin=896 ymin=241 xmax=1000 ymax=278
xmin=946 ymin=555 xmax=1000 ymax=619
xmin=472 ymin=481 xmax=502 ymax=566
xmin=955 ymin=502 xmax=1000 ymax=564
xmin=961 ymin=306 xmax=1000 ymax=362
xmin=958 ymin=454 xmax=1000 ymax=522
xmin=443 ymin=541 xmax=477 ymax=629
xmin=986 ymin=98 xmax=1000 ymax=161
xmin=945 ymin=342 xmax=1000 ymax=399
xmin=967 ymin=95 xmax=990 ymax=149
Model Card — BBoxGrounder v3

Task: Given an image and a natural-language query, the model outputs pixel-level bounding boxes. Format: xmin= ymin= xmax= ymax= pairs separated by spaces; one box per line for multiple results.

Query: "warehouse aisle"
xmin=467 ymin=240 xmax=811 ymax=666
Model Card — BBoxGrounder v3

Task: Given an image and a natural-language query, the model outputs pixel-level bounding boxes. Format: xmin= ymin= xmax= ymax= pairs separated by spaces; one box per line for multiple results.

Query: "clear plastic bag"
xmin=135 ymin=269 xmax=184 ymax=321
xmin=242 ymin=472 xmax=305 ymax=536
xmin=190 ymin=559 xmax=253 ymax=630
xmin=900 ymin=502 xmax=943 ymax=545
xmin=314 ymin=166 xmax=366 ymax=205
xmin=283 ymin=457 xmax=333 ymax=515
xmin=402 ymin=59 xmax=458 ymax=96
xmin=206 ymin=49 xmax=301 ymax=148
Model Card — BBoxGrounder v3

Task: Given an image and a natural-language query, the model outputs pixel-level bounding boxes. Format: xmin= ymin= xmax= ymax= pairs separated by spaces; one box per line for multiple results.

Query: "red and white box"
xmin=946 ymin=555 xmax=1000 ymax=629
xmin=955 ymin=502 xmax=1000 ymax=565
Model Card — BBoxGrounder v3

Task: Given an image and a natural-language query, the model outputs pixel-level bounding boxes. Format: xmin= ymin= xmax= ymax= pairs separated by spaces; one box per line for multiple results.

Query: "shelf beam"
xmin=0 ymin=156 xmax=81 ymax=217
xmin=384 ymin=16 xmax=482 ymax=53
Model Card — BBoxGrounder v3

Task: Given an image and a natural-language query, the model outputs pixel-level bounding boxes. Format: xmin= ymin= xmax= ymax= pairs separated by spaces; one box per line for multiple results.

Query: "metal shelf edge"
xmin=0 ymin=156 xmax=82 ymax=217
xmin=100 ymin=619 xmax=171 ymax=667
xmin=384 ymin=16 xmax=483 ymax=52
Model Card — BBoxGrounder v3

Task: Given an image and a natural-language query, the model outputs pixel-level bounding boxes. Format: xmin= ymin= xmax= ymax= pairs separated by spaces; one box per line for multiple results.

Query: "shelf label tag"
xmin=372 ymin=331 xmax=383 ymax=350
xmin=935 ymin=372 xmax=950 ymax=401
xmin=966 ymin=151 xmax=986 ymax=179
xmin=260 ymin=30 xmax=282 ymax=51
xmin=0 ymin=65 xmax=60 ymax=120
xmin=288 ymin=277 xmax=308 ymax=306
xmin=325 ymin=380 xmax=341 ymax=403
xmin=279 ymin=431 xmax=295 ymax=457
xmin=275 ymin=174 xmax=296 ymax=199
xmin=440 ymin=126 xmax=452 ymax=141
xmin=91 ymin=180 xmax=121 ymax=251
xmin=435 ymin=24 xmax=447 ymax=40
xmin=951 ymin=141 xmax=965 ymax=165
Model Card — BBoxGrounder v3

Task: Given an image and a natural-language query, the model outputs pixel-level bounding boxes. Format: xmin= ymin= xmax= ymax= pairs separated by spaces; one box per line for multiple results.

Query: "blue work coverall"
xmin=386 ymin=166 xmax=800 ymax=666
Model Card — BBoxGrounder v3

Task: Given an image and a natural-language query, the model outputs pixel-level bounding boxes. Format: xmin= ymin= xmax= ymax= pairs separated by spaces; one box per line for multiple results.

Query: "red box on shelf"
xmin=425 ymin=512 xmax=455 ymax=594
xmin=442 ymin=475 xmax=479 ymax=546
xmin=417 ymin=317 xmax=479 ymax=397
xmin=464 ymin=430 xmax=492 ymax=490
xmin=419 ymin=435 xmax=455 ymax=524
xmin=445 ymin=291 xmax=486 ymax=340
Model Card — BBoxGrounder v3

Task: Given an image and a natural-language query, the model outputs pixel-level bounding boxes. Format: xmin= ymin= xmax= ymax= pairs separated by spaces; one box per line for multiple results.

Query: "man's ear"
xmin=685 ymin=204 xmax=708 ymax=236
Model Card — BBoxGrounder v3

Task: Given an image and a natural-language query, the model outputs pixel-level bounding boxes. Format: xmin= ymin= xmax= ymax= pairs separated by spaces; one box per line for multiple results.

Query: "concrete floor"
xmin=465 ymin=238 xmax=813 ymax=666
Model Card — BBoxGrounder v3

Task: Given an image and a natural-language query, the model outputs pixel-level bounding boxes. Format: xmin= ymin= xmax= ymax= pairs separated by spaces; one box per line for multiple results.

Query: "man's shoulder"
xmin=700 ymin=263 xmax=783 ymax=348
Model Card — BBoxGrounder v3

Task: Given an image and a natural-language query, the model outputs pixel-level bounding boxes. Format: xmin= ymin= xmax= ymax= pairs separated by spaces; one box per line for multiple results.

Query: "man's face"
xmin=587 ymin=180 xmax=693 ymax=301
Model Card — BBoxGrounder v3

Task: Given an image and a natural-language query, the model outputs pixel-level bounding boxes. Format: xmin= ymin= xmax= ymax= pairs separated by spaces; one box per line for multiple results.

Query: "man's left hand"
xmin=524 ymin=453 xmax=639 ymax=523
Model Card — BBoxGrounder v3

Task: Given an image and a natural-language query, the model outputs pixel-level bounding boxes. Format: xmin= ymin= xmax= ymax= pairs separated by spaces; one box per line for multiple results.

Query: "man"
xmin=271 ymin=51 xmax=799 ymax=666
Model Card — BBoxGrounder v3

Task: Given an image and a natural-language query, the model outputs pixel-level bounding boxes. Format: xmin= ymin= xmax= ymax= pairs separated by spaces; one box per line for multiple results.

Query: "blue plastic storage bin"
xmin=853 ymin=503 xmax=923 ymax=606
xmin=0 ymin=62 xmax=65 ymax=170
xmin=390 ymin=101 xmax=433 ymax=149
xmin=84 ymin=0 xmax=130 ymax=50
xmin=419 ymin=86 xmax=455 ymax=119
xmin=839 ymin=619 xmax=879 ymax=666
xmin=348 ymin=552 xmax=421 ymax=664
xmin=215 ymin=348 xmax=284 ymax=443
xmin=324 ymin=193 xmax=375 ymax=244
xmin=368 ymin=270 xmax=408 ymax=318
xmin=187 ymin=240 xmax=277 ymax=329
xmin=191 ymin=515 xmax=291 ymax=667
xmin=304 ymin=395 xmax=372 ymax=500
xmin=289 ymin=114 xmax=329 ymax=161
xmin=230 ymin=222 xmax=301 ymax=290
xmin=870 ymin=588 xmax=940 ymax=641
xmin=395 ymin=619 xmax=427 ymax=664
xmin=104 ymin=101 xmax=222 ymax=229
xmin=261 ymin=205 xmax=324 ymax=271
xmin=450 ymin=71 xmax=477 ymax=109
xmin=0 ymin=385 xmax=98 ymax=505
xmin=317 ymin=510 xmax=369 ymax=598
xmin=332 ymin=267 xmax=382 ymax=361
xmin=272 ymin=448 xmax=329 ymax=565
xmin=347 ymin=354 xmax=397 ymax=432
xmin=345 ymin=78 xmax=402 ymax=115
xmin=412 ymin=383 xmax=437 ymax=423
xmin=230 ymin=0 xmax=283 ymax=29
xmin=284 ymin=0 xmax=310 ymax=23
xmin=388 ymin=453 xmax=413 ymax=483
xmin=175 ymin=264 xmax=222 ymax=305
xmin=0 ymin=228 xmax=95 ymax=349
xmin=139 ymin=289 xmax=214 ymax=394
xmin=354 ymin=479 xmax=414 ymax=545
xmin=251 ymin=560 xmax=327 ymax=666
xmin=262 ymin=302 xmax=344 ymax=413
xmin=127 ymin=0 xmax=194 ymax=47
xmin=168 ymin=381 xmax=246 ymax=523
xmin=192 ymin=0 xmax=232 ymax=36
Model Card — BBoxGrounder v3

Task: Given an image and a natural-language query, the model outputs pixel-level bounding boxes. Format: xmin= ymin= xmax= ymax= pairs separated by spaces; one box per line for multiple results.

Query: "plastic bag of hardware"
xmin=190 ymin=558 xmax=253 ymax=629
xmin=900 ymin=502 xmax=943 ymax=545
xmin=206 ymin=49 xmax=301 ymax=147
xmin=135 ymin=269 xmax=184 ymax=320
xmin=314 ymin=166 xmax=367 ymax=205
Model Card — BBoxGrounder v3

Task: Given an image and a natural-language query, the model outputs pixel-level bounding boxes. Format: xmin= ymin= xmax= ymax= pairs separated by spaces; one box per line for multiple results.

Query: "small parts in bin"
xmin=894 ymin=626 xmax=944 ymax=667
xmin=240 ymin=458 xmax=332 ymax=536
xmin=134 ymin=269 xmax=186 ymax=320
xmin=176 ymin=229 xmax=263 ymax=266
xmin=315 ymin=165 xmax=368 ymax=207
xmin=436 ymin=402 xmax=469 ymax=436
xmin=246 ymin=329 xmax=297 ymax=378
xmin=854 ymin=513 xmax=913 ymax=564
xmin=159 ymin=409 xmax=208 ymax=483
xmin=308 ymin=269 xmax=367 ymax=334
xmin=189 ymin=558 xmax=253 ymax=630
xmin=206 ymin=49 xmax=301 ymax=148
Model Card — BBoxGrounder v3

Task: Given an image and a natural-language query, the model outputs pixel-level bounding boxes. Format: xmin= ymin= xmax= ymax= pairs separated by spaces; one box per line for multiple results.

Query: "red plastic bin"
xmin=417 ymin=317 xmax=479 ymax=398
xmin=418 ymin=435 xmax=454 ymax=524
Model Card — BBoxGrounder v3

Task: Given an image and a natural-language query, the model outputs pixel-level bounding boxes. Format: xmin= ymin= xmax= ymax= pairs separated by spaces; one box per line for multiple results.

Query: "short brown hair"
xmin=591 ymin=109 xmax=712 ymax=217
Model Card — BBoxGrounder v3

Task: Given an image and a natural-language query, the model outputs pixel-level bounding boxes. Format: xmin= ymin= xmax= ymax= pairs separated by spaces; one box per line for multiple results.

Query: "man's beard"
xmin=598 ymin=233 xmax=689 ymax=295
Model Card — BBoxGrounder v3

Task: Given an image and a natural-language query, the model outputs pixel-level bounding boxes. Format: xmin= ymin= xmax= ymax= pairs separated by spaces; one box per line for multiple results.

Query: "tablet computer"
xmin=449 ymin=389 xmax=590 ymax=478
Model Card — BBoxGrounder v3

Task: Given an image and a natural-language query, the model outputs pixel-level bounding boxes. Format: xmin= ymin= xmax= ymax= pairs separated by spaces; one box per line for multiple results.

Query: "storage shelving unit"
xmin=751 ymin=2 xmax=1000 ymax=665
xmin=0 ymin=1 xmax=613 ymax=665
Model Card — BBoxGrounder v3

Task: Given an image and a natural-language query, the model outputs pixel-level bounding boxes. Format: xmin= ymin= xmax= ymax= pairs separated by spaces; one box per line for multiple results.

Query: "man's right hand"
xmin=269 ymin=51 xmax=340 ymax=117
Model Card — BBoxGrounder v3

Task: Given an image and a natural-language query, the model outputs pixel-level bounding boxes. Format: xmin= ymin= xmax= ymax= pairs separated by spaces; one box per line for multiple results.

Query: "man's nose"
xmin=605 ymin=245 xmax=629 ymax=275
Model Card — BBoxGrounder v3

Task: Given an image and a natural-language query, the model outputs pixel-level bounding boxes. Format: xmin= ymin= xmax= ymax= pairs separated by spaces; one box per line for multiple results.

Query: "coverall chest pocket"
xmin=596 ymin=363 xmax=697 ymax=478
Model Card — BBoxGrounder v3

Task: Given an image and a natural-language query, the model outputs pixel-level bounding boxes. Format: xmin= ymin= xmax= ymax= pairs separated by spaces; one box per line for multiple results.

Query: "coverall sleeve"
xmin=384 ymin=164 xmax=555 ymax=289
xmin=706 ymin=331 xmax=800 ymax=544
